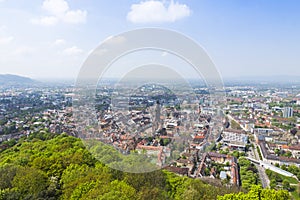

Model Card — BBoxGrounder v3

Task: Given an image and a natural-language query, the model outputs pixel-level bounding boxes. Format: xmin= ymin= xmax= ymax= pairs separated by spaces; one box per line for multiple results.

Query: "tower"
xmin=152 ymin=100 xmax=161 ymax=133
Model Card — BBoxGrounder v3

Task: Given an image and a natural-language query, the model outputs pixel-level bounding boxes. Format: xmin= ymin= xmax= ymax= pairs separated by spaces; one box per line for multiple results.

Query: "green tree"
xmin=97 ymin=180 xmax=136 ymax=200
xmin=0 ymin=164 xmax=18 ymax=190
xmin=137 ymin=187 xmax=168 ymax=200
xmin=12 ymin=167 xmax=49 ymax=199
xmin=274 ymin=149 xmax=280 ymax=156
xmin=282 ymin=179 xmax=290 ymax=191
xmin=270 ymin=179 xmax=277 ymax=189
xmin=217 ymin=185 xmax=289 ymax=200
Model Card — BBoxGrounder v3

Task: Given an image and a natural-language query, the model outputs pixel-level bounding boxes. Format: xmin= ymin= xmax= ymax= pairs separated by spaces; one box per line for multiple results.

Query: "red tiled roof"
xmin=136 ymin=144 xmax=162 ymax=151
xmin=289 ymin=145 xmax=300 ymax=151
xmin=164 ymin=166 xmax=189 ymax=175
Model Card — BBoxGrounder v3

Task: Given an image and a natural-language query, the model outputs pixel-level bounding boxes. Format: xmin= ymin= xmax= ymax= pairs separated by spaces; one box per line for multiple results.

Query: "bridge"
xmin=245 ymin=157 xmax=297 ymax=179
xmin=246 ymin=157 xmax=260 ymax=164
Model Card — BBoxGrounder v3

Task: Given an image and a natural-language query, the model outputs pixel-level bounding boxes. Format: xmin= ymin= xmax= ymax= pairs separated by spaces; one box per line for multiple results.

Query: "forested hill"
xmin=0 ymin=74 xmax=37 ymax=87
xmin=0 ymin=133 xmax=290 ymax=200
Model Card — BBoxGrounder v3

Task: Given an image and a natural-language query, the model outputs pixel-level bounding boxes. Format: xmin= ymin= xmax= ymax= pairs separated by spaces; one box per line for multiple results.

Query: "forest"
xmin=0 ymin=132 xmax=291 ymax=199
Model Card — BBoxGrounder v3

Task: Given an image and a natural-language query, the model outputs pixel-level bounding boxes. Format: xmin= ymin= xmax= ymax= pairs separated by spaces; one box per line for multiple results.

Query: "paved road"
xmin=249 ymin=144 xmax=270 ymax=188
xmin=256 ymin=164 xmax=270 ymax=188
xmin=252 ymin=144 xmax=260 ymax=161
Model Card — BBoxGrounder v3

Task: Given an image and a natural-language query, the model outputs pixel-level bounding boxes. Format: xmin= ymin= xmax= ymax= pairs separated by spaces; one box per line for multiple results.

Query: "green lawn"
xmin=290 ymin=186 xmax=300 ymax=200
xmin=266 ymin=169 xmax=300 ymax=199
xmin=266 ymin=169 xmax=299 ymax=184
xmin=284 ymin=176 xmax=299 ymax=185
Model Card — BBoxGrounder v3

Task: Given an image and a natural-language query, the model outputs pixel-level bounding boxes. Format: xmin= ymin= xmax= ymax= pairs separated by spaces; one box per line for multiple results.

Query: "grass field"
xmin=290 ymin=186 xmax=300 ymax=200
xmin=266 ymin=169 xmax=299 ymax=184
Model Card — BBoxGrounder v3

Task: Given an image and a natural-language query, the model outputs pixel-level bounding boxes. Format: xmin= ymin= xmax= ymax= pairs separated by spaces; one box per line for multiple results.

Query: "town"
xmin=1 ymin=81 xmax=300 ymax=195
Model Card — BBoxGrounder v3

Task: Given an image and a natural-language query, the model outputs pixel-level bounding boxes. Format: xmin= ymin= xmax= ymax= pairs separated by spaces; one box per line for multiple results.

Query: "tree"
xmin=70 ymin=181 xmax=96 ymax=199
xmin=238 ymin=157 xmax=259 ymax=190
xmin=274 ymin=149 xmax=280 ymax=156
xmin=0 ymin=133 xmax=247 ymax=200
xmin=0 ymin=165 xmax=18 ymax=190
xmin=281 ymin=165 xmax=287 ymax=171
xmin=287 ymin=164 xmax=299 ymax=175
xmin=137 ymin=187 xmax=168 ymax=200
xmin=282 ymin=180 xmax=290 ymax=191
xmin=270 ymin=179 xmax=277 ymax=189
xmin=232 ymin=150 xmax=240 ymax=158
xmin=283 ymin=151 xmax=292 ymax=158
xmin=217 ymin=185 xmax=289 ymax=200
xmin=97 ymin=180 xmax=136 ymax=200
xmin=12 ymin=167 xmax=49 ymax=199
xmin=217 ymin=143 xmax=222 ymax=150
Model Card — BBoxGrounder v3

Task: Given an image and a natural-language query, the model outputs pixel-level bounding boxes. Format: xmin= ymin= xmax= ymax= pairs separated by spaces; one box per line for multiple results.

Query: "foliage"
xmin=217 ymin=185 xmax=289 ymax=200
xmin=285 ymin=165 xmax=300 ymax=180
xmin=238 ymin=157 xmax=259 ymax=190
xmin=230 ymin=150 xmax=245 ymax=159
xmin=266 ymin=169 xmax=299 ymax=185
xmin=231 ymin=120 xmax=242 ymax=130
xmin=3 ymin=132 xmax=293 ymax=200
xmin=256 ymin=146 xmax=263 ymax=160
xmin=0 ymin=133 xmax=242 ymax=199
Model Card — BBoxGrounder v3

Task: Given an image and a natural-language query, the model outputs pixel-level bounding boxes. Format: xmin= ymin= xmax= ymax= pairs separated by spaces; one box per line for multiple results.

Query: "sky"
xmin=0 ymin=0 xmax=300 ymax=80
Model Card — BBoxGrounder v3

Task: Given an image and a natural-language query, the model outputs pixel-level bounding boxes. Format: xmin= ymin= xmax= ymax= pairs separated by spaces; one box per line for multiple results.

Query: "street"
xmin=249 ymin=145 xmax=270 ymax=188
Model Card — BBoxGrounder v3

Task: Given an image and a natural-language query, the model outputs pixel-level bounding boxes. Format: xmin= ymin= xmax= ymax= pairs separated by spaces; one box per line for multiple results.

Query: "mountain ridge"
xmin=0 ymin=74 xmax=37 ymax=86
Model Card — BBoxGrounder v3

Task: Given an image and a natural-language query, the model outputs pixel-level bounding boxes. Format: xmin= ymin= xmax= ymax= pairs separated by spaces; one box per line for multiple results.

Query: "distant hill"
xmin=0 ymin=74 xmax=37 ymax=86
xmin=223 ymin=75 xmax=300 ymax=86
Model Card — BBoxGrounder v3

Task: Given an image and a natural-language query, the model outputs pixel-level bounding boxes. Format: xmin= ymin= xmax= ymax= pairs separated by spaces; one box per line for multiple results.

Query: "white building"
xmin=283 ymin=107 xmax=293 ymax=118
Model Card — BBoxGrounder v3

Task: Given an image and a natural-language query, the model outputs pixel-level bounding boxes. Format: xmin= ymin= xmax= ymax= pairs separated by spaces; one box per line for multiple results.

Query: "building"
xmin=222 ymin=129 xmax=248 ymax=151
xmin=258 ymin=141 xmax=300 ymax=167
xmin=196 ymin=152 xmax=240 ymax=186
xmin=283 ymin=107 xmax=293 ymax=118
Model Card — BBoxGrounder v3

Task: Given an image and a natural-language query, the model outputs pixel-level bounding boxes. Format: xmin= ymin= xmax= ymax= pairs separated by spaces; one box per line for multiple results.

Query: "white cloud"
xmin=103 ymin=36 xmax=126 ymax=45
xmin=63 ymin=10 xmax=87 ymax=24
xmin=31 ymin=16 xmax=59 ymax=26
xmin=63 ymin=46 xmax=83 ymax=55
xmin=42 ymin=0 xmax=69 ymax=16
xmin=0 ymin=36 xmax=14 ymax=45
xmin=53 ymin=39 xmax=66 ymax=46
xmin=127 ymin=0 xmax=191 ymax=23
xmin=32 ymin=0 xmax=87 ymax=26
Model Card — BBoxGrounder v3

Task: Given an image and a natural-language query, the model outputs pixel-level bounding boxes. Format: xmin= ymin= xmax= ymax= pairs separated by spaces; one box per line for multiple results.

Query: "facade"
xmin=258 ymin=141 xmax=300 ymax=167
xmin=283 ymin=107 xmax=293 ymax=118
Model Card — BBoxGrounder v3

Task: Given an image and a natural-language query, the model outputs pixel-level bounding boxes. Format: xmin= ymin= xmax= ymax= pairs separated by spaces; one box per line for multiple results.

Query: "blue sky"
xmin=0 ymin=0 xmax=300 ymax=79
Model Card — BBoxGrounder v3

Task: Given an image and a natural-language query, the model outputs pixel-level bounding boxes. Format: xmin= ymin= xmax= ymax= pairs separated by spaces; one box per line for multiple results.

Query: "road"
xmin=256 ymin=164 xmax=270 ymax=188
xmin=248 ymin=145 xmax=270 ymax=188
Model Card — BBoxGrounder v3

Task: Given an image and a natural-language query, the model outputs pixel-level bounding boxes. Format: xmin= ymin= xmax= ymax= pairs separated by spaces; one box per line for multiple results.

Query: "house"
xmin=220 ymin=171 xmax=227 ymax=180
xmin=289 ymin=145 xmax=300 ymax=159
xmin=208 ymin=152 xmax=228 ymax=163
